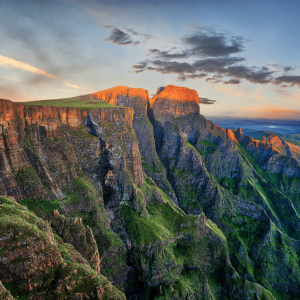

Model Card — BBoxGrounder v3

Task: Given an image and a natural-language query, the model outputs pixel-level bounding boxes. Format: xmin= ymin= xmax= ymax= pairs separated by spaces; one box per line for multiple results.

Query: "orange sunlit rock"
xmin=149 ymin=85 xmax=200 ymax=117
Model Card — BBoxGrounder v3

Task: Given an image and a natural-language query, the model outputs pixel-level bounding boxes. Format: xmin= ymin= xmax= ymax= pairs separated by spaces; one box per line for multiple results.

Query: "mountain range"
xmin=0 ymin=85 xmax=300 ymax=300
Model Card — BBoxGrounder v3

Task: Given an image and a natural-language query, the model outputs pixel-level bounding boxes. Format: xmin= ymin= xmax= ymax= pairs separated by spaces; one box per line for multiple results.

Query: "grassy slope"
xmin=22 ymin=97 xmax=123 ymax=110
xmin=0 ymin=196 xmax=126 ymax=300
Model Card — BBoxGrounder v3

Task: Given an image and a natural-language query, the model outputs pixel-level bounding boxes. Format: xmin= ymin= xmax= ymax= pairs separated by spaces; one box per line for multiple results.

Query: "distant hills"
xmin=243 ymin=128 xmax=300 ymax=147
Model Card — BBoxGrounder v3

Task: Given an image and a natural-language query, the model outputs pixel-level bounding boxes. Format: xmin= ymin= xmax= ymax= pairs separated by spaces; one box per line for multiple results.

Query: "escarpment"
xmin=0 ymin=85 xmax=300 ymax=300
xmin=80 ymin=86 xmax=178 ymax=204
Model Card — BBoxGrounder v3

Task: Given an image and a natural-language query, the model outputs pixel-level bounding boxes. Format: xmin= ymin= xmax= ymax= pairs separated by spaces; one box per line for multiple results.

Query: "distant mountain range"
xmin=242 ymin=128 xmax=300 ymax=147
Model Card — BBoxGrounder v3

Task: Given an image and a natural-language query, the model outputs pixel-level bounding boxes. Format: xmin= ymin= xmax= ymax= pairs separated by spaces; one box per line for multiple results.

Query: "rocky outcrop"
xmin=233 ymin=128 xmax=300 ymax=176
xmin=232 ymin=128 xmax=300 ymax=205
xmin=149 ymin=85 xmax=200 ymax=118
xmin=149 ymin=85 xmax=201 ymax=144
xmin=0 ymin=196 xmax=126 ymax=299
xmin=51 ymin=211 xmax=101 ymax=273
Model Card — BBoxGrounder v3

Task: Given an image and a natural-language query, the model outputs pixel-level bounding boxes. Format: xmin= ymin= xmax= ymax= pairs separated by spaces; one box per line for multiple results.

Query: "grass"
xmin=199 ymin=140 xmax=218 ymax=147
xmin=22 ymin=97 xmax=124 ymax=110
xmin=19 ymin=198 xmax=62 ymax=218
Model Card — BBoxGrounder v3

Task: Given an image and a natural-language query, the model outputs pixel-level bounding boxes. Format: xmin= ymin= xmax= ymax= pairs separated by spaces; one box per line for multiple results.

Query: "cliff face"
xmin=1 ymin=86 xmax=300 ymax=300
xmin=0 ymin=99 xmax=88 ymax=201
xmin=149 ymin=85 xmax=200 ymax=117
xmin=0 ymin=281 xmax=14 ymax=300
xmin=80 ymin=86 xmax=178 ymax=204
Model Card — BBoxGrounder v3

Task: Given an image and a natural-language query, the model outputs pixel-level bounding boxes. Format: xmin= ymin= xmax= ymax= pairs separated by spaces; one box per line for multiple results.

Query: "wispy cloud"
xmin=238 ymin=105 xmax=300 ymax=119
xmin=0 ymin=55 xmax=83 ymax=89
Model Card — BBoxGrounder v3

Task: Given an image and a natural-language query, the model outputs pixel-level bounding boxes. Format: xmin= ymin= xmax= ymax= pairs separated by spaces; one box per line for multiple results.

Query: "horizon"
xmin=1 ymin=0 xmax=300 ymax=119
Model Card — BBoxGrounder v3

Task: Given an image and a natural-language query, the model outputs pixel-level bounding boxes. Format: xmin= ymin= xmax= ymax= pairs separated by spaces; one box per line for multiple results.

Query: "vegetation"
xmin=22 ymin=97 xmax=124 ymax=110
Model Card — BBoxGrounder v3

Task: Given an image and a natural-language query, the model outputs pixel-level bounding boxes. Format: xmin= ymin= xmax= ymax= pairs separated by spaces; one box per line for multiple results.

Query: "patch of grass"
xmin=206 ymin=219 xmax=226 ymax=240
xmin=19 ymin=198 xmax=62 ymax=218
xmin=199 ymin=140 xmax=217 ymax=147
xmin=23 ymin=97 xmax=124 ymax=110
xmin=185 ymin=141 xmax=195 ymax=150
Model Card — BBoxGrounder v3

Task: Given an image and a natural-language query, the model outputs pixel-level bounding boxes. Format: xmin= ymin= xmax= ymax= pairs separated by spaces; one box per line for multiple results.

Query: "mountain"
xmin=243 ymin=128 xmax=300 ymax=148
xmin=0 ymin=85 xmax=300 ymax=300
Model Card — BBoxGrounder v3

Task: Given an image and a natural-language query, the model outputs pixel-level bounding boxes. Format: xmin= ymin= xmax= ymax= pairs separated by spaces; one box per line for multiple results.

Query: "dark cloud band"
xmin=199 ymin=97 xmax=217 ymax=104
xmin=131 ymin=27 xmax=300 ymax=88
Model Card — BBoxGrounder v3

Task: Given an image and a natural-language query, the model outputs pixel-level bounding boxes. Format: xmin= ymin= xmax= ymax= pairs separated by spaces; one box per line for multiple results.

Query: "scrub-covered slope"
xmin=0 ymin=196 xmax=125 ymax=299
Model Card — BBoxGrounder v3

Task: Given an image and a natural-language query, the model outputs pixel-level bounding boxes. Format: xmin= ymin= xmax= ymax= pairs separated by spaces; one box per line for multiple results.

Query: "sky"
xmin=1 ymin=0 xmax=300 ymax=119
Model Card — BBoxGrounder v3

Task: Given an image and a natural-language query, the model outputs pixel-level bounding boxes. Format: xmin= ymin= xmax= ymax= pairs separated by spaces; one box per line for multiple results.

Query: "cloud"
xmin=182 ymin=31 xmax=245 ymax=57
xmin=148 ymin=60 xmax=196 ymax=75
xmin=136 ymin=55 xmax=277 ymax=84
xmin=103 ymin=26 xmax=153 ymax=46
xmin=199 ymin=97 xmax=217 ymax=105
xmin=146 ymin=30 xmax=245 ymax=60
xmin=148 ymin=49 xmax=189 ymax=59
xmin=132 ymin=61 xmax=147 ymax=69
xmin=133 ymin=26 xmax=300 ymax=88
xmin=0 ymin=55 xmax=83 ymax=89
xmin=193 ymin=56 xmax=245 ymax=72
xmin=133 ymin=56 xmax=247 ymax=81
xmin=225 ymin=65 xmax=274 ymax=84
xmin=127 ymin=28 xmax=154 ymax=41
xmin=224 ymin=79 xmax=241 ymax=84
xmin=132 ymin=61 xmax=148 ymax=73
xmin=103 ymin=27 xmax=138 ymax=45
xmin=283 ymin=66 xmax=294 ymax=72
xmin=205 ymin=77 xmax=222 ymax=84
xmin=275 ymin=75 xmax=300 ymax=87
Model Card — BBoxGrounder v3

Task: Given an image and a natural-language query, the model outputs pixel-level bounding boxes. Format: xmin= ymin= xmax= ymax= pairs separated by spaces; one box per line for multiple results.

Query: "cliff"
xmin=79 ymin=86 xmax=178 ymax=204
xmin=149 ymin=85 xmax=200 ymax=118
xmin=0 ymin=85 xmax=300 ymax=300
xmin=148 ymin=85 xmax=300 ymax=299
